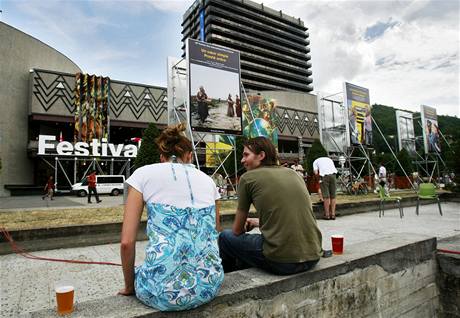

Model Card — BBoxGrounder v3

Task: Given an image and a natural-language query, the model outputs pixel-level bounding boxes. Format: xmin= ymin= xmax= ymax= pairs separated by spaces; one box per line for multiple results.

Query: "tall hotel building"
xmin=181 ymin=0 xmax=313 ymax=93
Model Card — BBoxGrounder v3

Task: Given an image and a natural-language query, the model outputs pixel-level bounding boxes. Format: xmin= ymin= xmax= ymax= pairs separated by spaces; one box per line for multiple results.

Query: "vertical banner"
xmin=420 ymin=105 xmax=441 ymax=154
xmin=187 ymin=39 xmax=242 ymax=135
xmin=102 ymin=77 xmax=110 ymax=140
xmin=242 ymin=94 xmax=278 ymax=148
xmin=199 ymin=9 xmax=205 ymax=42
xmin=74 ymin=73 xmax=110 ymax=142
xmin=74 ymin=73 xmax=82 ymax=141
xmin=344 ymin=82 xmax=372 ymax=146
xmin=396 ymin=110 xmax=416 ymax=156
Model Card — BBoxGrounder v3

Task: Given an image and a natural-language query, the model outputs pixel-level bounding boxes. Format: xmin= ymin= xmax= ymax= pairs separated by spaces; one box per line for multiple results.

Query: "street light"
xmin=388 ymin=135 xmax=398 ymax=152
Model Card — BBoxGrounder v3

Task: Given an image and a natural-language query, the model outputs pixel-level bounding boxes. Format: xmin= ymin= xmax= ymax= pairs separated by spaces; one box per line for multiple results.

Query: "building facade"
xmin=0 ymin=22 xmax=169 ymax=196
xmin=182 ymin=0 xmax=313 ymax=93
xmin=1 ymin=13 xmax=319 ymax=196
xmin=181 ymin=0 xmax=318 ymax=161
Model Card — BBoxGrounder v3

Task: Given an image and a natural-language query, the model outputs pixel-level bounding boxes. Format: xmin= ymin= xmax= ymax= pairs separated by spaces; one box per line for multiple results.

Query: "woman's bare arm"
xmin=119 ymin=186 xmax=144 ymax=296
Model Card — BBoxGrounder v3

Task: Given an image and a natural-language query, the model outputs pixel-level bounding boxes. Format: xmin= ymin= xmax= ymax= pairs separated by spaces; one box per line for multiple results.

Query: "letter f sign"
xmin=38 ymin=135 xmax=56 ymax=155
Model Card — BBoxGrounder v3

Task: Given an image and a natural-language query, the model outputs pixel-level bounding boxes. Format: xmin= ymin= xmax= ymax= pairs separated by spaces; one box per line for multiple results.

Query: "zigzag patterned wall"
xmin=32 ymin=71 xmax=75 ymax=114
xmin=30 ymin=70 xmax=318 ymax=138
xmin=110 ymin=83 xmax=167 ymax=122
xmin=275 ymin=107 xmax=319 ymax=138
xmin=30 ymin=70 xmax=167 ymax=124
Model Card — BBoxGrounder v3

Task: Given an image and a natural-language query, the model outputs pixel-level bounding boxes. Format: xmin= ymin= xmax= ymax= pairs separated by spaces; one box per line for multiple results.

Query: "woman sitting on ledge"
xmin=119 ymin=123 xmax=224 ymax=311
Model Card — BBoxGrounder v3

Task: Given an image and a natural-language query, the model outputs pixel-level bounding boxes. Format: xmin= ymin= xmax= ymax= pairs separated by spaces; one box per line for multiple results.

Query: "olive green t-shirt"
xmin=237 ymin=166 xmax=322 ymax=263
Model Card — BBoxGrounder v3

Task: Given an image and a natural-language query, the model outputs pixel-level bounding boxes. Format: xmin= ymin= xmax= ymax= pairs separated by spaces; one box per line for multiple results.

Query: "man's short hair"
xmin=243 ymin=137 xmax=278 ymax=166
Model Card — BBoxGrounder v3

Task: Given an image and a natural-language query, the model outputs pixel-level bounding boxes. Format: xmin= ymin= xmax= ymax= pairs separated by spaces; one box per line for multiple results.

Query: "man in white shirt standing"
xmin=378 ymin=162 xmax=388 ymax=195
xmin=313 ymin=157 xmax=338 ymax=220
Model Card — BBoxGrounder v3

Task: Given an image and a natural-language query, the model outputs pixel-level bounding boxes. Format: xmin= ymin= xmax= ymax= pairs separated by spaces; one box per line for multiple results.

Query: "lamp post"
xmin=388 ymin=135 xmax=398 ymax=152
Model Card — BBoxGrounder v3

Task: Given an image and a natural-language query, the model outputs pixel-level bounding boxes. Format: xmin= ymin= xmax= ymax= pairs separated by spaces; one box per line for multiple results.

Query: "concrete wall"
xmin=28 ymin=234 xmax=441 ymax=317
xmin=437 ymin=236 xmax=460 ymax=317
xmin=0 ymin=22 xmax=81 ymax=196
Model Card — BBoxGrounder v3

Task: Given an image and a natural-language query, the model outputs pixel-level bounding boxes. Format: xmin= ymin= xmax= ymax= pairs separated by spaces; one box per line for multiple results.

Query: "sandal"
xmin=331 ymin=215 xmax=336 ymax=220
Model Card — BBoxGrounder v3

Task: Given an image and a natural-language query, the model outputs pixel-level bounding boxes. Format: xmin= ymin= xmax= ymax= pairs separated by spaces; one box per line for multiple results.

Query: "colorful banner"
xmin=242 ymin=94 xmax=278 ymax=148
xmin=420 ymin=105 xmax=441 ymax=154
xmin=396 ymin=110 xmax=416 ymax=156
xmin=74 ymin=73 xmax=110 ymax=142
xmin=187 ymin=39 xmax=242 ymax=135
xmin=344 ymin=82 xmax=372 ymax=146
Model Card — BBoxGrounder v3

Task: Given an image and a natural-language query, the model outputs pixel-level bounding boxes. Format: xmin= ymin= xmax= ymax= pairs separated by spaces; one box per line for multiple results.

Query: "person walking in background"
xmin=42 ymin=176 xmax=55 ymax=200
xmin=87 ymin=170 xmax=101 ymax=204
xmin=219 ymin=137 xmax=322 ymax=275
xmin=313 ymin=157 xmax=337 ymax=220
xmin=119 ymin=123 xmax=224 ymax=311
xmin=227 ymin=94 xmax=235 ymax=117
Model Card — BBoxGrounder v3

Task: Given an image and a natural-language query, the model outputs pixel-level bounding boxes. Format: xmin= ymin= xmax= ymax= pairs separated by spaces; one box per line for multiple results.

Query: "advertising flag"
xmin=344 ymin=82 xmax=372 ymax=146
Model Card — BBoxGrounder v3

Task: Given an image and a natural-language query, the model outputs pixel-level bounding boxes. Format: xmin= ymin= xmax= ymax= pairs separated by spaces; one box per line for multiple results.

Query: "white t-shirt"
xmin=379 ymin=166 xmax=387 ymax=179
xmin=126 ymin=163 xmax=220 ymax=208
xmin=312 ymin=157 xmax=337 ymax=177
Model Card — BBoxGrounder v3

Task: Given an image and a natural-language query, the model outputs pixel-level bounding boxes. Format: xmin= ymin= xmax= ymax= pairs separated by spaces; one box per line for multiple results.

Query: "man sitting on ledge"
xmin=219 ymin=137 xmax=322 ymax=275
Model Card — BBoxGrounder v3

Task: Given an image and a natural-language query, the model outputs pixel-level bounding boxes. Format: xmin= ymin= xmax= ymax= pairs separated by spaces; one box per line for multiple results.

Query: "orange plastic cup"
xmin=331 ymin=235 xmax=344 ymax=255
xmin=55 ymin=285 xmax=74 ymax=315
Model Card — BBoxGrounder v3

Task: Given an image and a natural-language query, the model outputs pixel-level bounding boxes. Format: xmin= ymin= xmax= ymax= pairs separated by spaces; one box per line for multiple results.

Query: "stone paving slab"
xmin=0 ymin=202 xmax=459 ymax=316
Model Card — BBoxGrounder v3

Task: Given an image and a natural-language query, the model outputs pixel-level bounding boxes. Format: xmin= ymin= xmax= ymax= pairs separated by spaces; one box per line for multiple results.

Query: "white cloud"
xmin=5 ymin=0 xmax=459 ymax=116
xmin=261 ymin=0 xmax=459 ymax=116
xmin=147 ymin=0 xmax=193 ymax=12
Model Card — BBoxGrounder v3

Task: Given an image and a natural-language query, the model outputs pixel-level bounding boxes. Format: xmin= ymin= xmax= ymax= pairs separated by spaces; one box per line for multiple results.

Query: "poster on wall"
xmin=420 ymin=105 xmax=441 ymax=154
xmin=395 ymin=110 xmax=416 ymax=156
xmin=187 ymin=39 xmax=242 ymax=135
xmin=242 ymin=94 xmax=278 ymax=148
xmin=343 ymin=82 xmax=372 ymax=146
xmin=74 ymin=73 xmax=110 ymax=142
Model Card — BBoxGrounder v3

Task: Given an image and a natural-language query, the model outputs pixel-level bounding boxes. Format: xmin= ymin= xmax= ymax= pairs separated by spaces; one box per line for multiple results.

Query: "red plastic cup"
xmin=331 ymin=235 xmax=344 ymax=255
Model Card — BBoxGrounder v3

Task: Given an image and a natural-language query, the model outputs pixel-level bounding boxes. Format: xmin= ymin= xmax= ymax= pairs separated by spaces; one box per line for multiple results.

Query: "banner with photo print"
xmin=344 ymin=82 xmax=372 ymax=146
xmin=187 ymin=39 xmax=242 ymax=135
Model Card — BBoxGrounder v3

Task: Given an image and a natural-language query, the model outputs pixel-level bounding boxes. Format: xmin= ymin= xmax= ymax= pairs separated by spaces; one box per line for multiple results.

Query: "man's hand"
xmin=118 ymin=287 xmax=135 ymax=296
xmin=245 ymin=218 xmax=259 ymax=232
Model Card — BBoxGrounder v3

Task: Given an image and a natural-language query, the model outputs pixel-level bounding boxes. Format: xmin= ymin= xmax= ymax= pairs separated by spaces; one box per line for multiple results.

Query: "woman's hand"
xmin=118 ymin=287 xmax=135 ymax=296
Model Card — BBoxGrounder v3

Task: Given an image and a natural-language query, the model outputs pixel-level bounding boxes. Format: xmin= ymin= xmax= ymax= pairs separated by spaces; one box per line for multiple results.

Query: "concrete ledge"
xmin=312 ymin=192 xmax=457 ymax=218
xmin=25 ymin=233 xmax=436 ymax=317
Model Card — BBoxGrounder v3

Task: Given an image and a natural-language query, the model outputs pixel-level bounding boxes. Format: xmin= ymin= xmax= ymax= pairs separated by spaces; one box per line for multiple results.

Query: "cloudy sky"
xmin=2 ymin=0 xmax=459 ymax=116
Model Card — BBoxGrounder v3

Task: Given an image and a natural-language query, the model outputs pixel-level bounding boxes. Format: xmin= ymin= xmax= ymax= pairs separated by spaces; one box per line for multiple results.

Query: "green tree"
xmin=304 ymin=139 xmax=328 ymax=175
xmin=134 ymin=123 xmax=160 ymax=169
xmin=218 ymin=136 xmax=245 ymax=177
xmin=394 ymin=148 xmax=413 ymax=176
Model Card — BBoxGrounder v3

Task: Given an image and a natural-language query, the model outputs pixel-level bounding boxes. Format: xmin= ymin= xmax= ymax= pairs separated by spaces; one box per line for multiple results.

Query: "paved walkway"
xmin=1 ymin=202 xmax=459 ymax=316
xmin=0 ymin=195 xmax=123 ymax=211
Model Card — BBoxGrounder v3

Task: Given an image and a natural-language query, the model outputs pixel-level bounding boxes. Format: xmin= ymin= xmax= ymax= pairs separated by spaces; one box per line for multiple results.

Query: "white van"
xmin=71 ymin=175 xmax=125 ymax=197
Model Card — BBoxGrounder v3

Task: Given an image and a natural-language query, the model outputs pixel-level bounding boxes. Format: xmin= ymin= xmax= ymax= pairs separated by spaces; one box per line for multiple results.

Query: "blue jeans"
xmin=218 ymin=229 xmax=318 ymax=275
